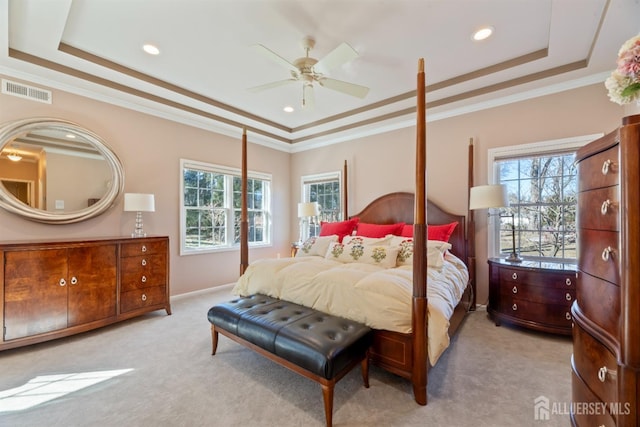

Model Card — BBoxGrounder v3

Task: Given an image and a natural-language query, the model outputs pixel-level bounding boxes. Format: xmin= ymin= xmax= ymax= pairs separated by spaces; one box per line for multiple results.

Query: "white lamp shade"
xmin=124 ymin=193 xmax=155 ymax=212
xmin=298 ymin=202 xmax=320 ymax=217
xmin=469 ymin=184 xmax=508 ymax=210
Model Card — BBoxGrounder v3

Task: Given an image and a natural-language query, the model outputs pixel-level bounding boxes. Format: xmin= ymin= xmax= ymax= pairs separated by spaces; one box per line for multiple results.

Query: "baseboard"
xmin=171 ymin=283 xmax=235 ymax=301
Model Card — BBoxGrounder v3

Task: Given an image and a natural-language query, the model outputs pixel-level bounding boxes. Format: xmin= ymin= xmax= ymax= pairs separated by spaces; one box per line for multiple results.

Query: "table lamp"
xmin=124 ymin=193 xmax=155 ymax=238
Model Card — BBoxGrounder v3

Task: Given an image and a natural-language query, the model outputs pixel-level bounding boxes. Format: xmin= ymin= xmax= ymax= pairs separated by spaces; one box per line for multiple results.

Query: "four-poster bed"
xmin=232 ymin=59 xmax=476 ymax=406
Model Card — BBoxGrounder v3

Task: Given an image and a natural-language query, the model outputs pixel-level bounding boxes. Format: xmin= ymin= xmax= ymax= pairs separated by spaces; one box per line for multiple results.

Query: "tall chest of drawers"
xmin=572 ymin=114 xmax=640 ymax=426
xmin=488 ymin=258 xmax=576 ymax=335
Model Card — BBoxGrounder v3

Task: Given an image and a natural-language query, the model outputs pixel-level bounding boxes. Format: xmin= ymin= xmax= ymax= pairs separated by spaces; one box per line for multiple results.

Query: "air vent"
xmin=2 ymin=79 xmax=52 ymax=104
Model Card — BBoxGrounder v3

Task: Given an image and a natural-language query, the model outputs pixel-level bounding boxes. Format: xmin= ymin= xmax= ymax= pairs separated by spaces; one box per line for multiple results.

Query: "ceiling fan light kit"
xmin=249 ymin=36 xmax=369 ymax=108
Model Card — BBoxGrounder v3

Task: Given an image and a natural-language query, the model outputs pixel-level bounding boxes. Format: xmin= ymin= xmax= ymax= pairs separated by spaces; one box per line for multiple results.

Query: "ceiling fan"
xmin=248 ymin=36 xmax=369 ymax=108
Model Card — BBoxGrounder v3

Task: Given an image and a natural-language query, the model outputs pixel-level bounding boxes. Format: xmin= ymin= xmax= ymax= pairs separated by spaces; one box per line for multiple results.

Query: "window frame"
xmin=300 ymin=170 xmax=343 ymax=239
xmin=180 ymin=159 xmax=272 ymax=256
xmin=486 ymin=133 xmax=602 ymax=262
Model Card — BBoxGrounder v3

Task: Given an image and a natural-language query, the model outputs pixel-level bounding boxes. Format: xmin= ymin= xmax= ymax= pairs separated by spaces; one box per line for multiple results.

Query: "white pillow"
xmin=296 ymin=235 xmax=338 ymax=257
xmin=325 ymin=241 xmax=399 ymax=269
xmin=342 ymin=235 xmax=393 ymax=246
xmin=388 ymin=236 xmax=452 ymax=269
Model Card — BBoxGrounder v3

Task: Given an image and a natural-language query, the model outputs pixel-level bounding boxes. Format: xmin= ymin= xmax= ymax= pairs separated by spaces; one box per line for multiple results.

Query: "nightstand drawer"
xmin=576 ymin=272 xmax=620 ymax=339
xmin=501 ymin=298 xmax=573 ymax=327
xmin=120 ymin=286 xmax=167 ymax=314
xmin=572 ymin=321 xmax=618 ymax=406
xmin=577 ymin=229 xmax=620 ymax=285
xmin=578 ymin=143 xmax=619 ymax=192
xmin=499 ymin=283 xmax=574 ymax=306
xmin=577 ymin=186 xmax=620 ymax=232
xmin=499 ymin=268 xmax=575 ymax=290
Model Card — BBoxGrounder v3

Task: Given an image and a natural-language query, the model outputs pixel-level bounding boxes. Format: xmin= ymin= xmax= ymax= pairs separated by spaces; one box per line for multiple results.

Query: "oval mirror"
xmin=0 ymin=118 xmax=124 ymax=224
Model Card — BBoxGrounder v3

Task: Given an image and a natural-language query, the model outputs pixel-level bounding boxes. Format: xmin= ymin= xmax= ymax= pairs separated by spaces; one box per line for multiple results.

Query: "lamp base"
xmin=505 ymin=252 xmax=522 ymax=263
xmin=131 ymin=211 xmax=147 ymax=238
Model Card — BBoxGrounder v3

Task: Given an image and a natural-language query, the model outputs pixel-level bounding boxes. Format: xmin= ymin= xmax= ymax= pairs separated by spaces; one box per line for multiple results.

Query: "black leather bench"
xmin=207 ymin=294 xmax=373 ymax=427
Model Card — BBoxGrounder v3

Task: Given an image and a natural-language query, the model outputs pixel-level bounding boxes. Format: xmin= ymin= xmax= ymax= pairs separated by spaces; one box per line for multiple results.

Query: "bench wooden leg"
xmin=211 ymin=325 xmax=219 ymax=355
xmin=321 ymin=382 xmax=334 ymax=427
xmin=361 ymin=355 xmax=370 ymax=388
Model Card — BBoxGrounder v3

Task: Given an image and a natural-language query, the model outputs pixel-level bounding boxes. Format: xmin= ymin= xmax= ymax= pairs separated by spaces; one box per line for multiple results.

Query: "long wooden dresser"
xmin=572 ymin=114 xmax=640 ymax=426
xmin=0 ymin=236 xmax=170 ymax=351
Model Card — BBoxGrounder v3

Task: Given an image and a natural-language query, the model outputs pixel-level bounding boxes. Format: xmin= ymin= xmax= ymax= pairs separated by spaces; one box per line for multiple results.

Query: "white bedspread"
xmin=232 ymin=252 xmax=469 ymax=365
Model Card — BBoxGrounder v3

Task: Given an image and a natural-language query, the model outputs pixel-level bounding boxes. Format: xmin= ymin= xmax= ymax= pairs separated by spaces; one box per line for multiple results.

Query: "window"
xmin=180 ymin=159 xmax=271 ymax=255
xmin=488 ymin=134 xmax=602 ymax=263
xmin=301 ymin=171 xmax=342 ymax=238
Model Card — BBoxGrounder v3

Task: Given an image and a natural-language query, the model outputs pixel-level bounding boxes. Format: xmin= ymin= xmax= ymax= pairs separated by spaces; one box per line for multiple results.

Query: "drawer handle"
xmin=598 ymin=366 xmax=617 ymax=382
xmin=512 ymin=272 xmax=518 ymax=280
xmin=565 ymin=312 xmax=572 ymax=320
xmin=565 ymin=277 xmax=572 ymax=286
xmin=141 ymin=293 xmax=147 ymax=302
xmin=512 ymin=286 xmax=518 ymax=294
xmin=142 ymin=245 xmax=147 ymax=253
xmin=59 ymin=278 xmax=66 ymax=287
xmin=512 ymin=303 xmax=518 ymax=311
xmin=141 ymin=259 xmax=147 ymax=266
xmin=141 ymin=275 xmax=147 ymax=283
xmin=601 ymin=246 xmax=614 ymax=262
xmin=70 ymin=276 xmax=78 ymax=285
xmin=602 ymin=159 xmax=616 ymax=175
xmin=600 ymin=199 xmax=613 ymax=215
xmin=565 ymin=292 xmax=572 ymax=301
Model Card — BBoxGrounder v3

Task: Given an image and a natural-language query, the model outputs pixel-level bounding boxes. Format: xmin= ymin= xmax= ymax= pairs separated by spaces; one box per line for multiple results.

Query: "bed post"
xmin=467 ymin=138 xmax=476 ymax=310
xmin=412 ymin=58 xmax=428 ymax=406
xmin=240 ymin=128 xmax=248 ymax=275
xmin=343 ymin=160 xmax=348 ymax=219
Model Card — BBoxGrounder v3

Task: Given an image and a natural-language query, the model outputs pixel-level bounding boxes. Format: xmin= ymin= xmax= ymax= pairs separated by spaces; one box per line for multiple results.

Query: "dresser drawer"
xmin=500 ymin=282 xmax=574 ymax=306
xmin=577 ymin=229 xmax=620 ymax=285
xmin=120 ymin=253 xmax=167 ymax=292
xmin=578 ymin=186 xmax=619 ymax=232
xmin=578 ymin=144 xmax=619 ymax=192
xmin=121 ymin=239 xmax=167 ymax=257
xmin=576 ymin=272 xmax=619 ymax=339
xmin=120 ymin=285 xmax=167 ymax=314
xmin=499 ymin=268 xmax=575 ymax=290
xmin=501 ymin=298 xmax=573 ymax=327
xmin=572 ymin=321 xmax=618 ymax=406
xmin=571 ymin=368 xmax=616 ymax=427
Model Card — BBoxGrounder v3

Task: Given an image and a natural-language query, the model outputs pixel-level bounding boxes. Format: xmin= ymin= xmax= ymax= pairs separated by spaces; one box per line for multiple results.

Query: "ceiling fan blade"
xmin=247 ymin=79 xmax=297 ymax=93
xmin=318 ymin=77 xmax=369 ymax=99
xmin=252 ymin=44 xmax=299 ymax=75
xmin=302 ymin=84 xmax=315 ymax=109
xmin=313 ymin=42 xmax=359 ymax=74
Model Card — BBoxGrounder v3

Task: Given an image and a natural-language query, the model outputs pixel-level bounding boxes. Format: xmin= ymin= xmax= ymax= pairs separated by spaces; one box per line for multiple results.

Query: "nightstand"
xmin=487 ymin=258 xmax=577 ymax=335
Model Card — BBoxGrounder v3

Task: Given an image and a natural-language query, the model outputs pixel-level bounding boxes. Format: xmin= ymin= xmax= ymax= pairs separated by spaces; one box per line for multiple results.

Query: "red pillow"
xmin=319 ymin=217 xmax=359 ymax=242
xmin=356 ymin=222 xmax=405 ymax=238
xmin=428 ymin=222 xmax=458 ymax=242
xmin=400 ymin=224 xmax=413 ymax=237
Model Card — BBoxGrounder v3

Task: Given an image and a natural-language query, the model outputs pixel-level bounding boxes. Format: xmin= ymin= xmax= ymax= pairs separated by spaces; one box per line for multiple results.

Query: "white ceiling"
xmin=1 ymin=0 xmax=639 ymax=152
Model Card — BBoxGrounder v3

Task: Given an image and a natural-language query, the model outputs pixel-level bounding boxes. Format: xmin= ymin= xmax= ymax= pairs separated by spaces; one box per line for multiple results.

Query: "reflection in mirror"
xmin=0 ymin=118 xmax=124 ymax=224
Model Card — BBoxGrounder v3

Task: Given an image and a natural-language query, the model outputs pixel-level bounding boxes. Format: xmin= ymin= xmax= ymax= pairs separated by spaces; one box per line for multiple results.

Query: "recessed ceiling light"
xmin=472 ymin=26 xmax=494 ymax=41
xmin=65 ymin=133 xmax=76 ymax=139
xmin=143 ymin=44 xmax=160 ymax=55
xmin=283 ymin=106 xmax=294 ymax=113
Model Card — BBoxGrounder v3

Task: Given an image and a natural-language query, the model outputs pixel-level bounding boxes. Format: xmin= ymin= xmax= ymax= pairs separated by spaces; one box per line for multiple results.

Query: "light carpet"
xmin=0 ymin=286 xmax=573 ymax=426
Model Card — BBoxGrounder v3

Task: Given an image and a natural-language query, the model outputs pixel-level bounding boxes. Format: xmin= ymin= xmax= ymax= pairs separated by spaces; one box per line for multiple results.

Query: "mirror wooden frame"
xmin=0 ymin=117 xmax=125 ymax=224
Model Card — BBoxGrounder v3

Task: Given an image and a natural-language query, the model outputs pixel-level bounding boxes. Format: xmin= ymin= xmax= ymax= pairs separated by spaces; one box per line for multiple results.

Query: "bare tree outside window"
xmin=497 ymin=152 xmax=577 ymax=262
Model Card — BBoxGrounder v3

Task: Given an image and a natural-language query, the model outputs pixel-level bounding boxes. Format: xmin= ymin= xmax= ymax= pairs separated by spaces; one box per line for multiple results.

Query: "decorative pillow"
xmin=427 ymin=222 xmax=458 ymax=242
xmin=319 ymin=217 xmax=359 ymax=242
xmin=356 ymin=222 xmax=405 ymax=237
xmin=389 ymin=236 xmax=452 ymax=269
xmin=296 ymin=235 xmax=338 ymax=257
xmin=326 ymin=240 xmax=399 ymax=268
xmin=342 ymin=235 xmax=393 ymax=246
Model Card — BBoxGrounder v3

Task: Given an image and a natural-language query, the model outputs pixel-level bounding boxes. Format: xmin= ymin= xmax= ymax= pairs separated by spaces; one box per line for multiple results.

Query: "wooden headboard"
xmin=350 ymin=192 xmax=468 ymax=264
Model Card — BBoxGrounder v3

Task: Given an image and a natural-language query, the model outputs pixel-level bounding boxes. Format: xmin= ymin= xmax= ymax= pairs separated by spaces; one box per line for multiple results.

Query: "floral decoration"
xmin=605 ymin=33 xmax=640 ymax=105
